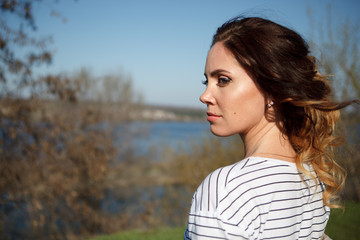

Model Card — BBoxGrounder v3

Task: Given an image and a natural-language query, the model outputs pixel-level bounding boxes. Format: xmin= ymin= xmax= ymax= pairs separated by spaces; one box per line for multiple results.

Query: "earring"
xmin=267 ymin=101 xmax=274 ymax=108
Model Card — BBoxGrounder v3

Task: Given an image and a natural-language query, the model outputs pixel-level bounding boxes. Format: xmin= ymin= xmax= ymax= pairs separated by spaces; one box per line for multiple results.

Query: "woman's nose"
xmin=200 ymin=88 xmax=215 ymax=105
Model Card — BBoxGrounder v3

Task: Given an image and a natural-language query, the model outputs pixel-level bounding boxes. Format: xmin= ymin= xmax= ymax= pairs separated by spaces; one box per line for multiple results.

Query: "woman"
xmin=184 ymin=17 xmax=358 ymax=239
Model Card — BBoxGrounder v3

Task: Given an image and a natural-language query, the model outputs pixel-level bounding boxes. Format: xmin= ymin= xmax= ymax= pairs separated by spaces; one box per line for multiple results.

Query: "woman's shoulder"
xmin=192 ymin=157 xmax=298 ymax=213
xmin=213 ymin=156 xmax=297 ymax=185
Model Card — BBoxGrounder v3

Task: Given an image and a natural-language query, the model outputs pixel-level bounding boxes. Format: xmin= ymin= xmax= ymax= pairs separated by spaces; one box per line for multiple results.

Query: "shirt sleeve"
xmin=186 ymin=211 xmax=227 ymax=239
xmin=185 ymin=166 xmax=251 ymax=239
xmin=185 ymin=199 xmax=250 ymax=239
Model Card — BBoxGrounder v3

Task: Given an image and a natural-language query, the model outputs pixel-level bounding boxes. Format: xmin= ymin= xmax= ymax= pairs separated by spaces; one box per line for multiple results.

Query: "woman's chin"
xmin=209 ymin=126 xmax=235 ymax=137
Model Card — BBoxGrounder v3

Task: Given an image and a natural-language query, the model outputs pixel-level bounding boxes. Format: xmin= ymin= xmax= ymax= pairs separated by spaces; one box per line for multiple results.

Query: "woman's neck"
xmin=242 ymin=122 xmax=296 ymax=163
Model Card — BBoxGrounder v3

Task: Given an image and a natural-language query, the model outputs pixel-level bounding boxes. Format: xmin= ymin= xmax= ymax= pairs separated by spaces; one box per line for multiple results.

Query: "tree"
xmin=308 ymin=5 xmax=360 ymax=101
xmin=0 ymin=1 xmax=140 ymax=239
xmin=0 ymin=0 xmax=54 ymax=94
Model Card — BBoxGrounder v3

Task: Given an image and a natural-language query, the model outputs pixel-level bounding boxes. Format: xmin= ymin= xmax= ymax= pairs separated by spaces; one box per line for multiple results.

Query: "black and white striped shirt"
xmin=184 ymin=157 xmax=329 ymax=239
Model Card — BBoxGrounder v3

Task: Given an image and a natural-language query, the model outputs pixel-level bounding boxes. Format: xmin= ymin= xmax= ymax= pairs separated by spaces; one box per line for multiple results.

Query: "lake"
xmin=114 ymin=121 xmax=220 ymax=159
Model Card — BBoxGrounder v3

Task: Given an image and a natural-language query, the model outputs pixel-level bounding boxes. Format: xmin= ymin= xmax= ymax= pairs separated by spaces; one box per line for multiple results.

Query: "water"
xmin=114 ymin=121 xmax=217 ymax=159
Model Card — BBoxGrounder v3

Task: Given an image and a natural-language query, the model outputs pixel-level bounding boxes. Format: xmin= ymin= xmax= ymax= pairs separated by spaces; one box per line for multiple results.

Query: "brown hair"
xmin=212 ymin=16 xmax=358 ymax=207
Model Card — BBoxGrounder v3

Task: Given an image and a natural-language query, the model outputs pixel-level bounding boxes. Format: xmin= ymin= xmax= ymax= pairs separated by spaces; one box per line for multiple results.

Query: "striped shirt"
xmin=184 ymin=157 xmax=330 ymax=239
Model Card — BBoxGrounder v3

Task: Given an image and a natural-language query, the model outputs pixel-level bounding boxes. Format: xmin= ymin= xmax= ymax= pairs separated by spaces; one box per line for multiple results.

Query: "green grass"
xmin=325 ymin=201 xmax=360 ymax=240
xmin=90 ymin=226 xmax=186 ymax=240
xmin=90 ymin=202 xmax=360 ymax=240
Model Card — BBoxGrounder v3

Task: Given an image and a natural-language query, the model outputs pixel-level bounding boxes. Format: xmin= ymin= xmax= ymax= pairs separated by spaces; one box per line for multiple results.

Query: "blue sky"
xmin=22 ymin=0 xmax=360 ymax=107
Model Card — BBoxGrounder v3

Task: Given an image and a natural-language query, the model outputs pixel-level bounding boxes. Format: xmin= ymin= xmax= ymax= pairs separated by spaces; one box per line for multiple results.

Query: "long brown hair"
xmin=212 ymin=16 xmax=358 ymax=207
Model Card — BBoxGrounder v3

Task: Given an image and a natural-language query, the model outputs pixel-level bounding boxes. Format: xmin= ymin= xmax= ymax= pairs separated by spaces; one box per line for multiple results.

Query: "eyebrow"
xmin=204 ymin=69 xmax=231 ymax=78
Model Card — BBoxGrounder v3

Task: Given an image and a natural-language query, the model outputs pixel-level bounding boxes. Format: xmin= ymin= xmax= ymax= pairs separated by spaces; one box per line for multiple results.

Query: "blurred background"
xmin=0 ymin=0 xmax=359 ymax=239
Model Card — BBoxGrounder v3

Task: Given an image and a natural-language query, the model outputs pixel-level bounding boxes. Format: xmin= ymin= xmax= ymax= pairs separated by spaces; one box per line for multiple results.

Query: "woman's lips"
xmin=207 ymin=112 xmax=221 ymax=122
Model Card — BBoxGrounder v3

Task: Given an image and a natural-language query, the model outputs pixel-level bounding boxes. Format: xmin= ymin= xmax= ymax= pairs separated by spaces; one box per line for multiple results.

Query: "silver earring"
xmin=267 ymin=101 xmax=274 ymax=108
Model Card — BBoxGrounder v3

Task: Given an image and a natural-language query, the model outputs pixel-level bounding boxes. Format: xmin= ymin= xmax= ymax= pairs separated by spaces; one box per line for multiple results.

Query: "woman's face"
xmin=200 ymin=42 xmax=269 ymax=137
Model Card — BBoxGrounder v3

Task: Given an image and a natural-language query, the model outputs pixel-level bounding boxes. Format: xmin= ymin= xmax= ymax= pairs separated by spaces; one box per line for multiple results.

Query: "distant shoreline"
xmin=28 ymin=99 xmax=207 ymax=122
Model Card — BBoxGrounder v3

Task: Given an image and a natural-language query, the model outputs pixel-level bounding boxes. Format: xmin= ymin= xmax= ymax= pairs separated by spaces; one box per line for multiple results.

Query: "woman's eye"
xmin=218 ymin=77 xmax=231 ymax=86
xmin=201 ymin=77 xmax=230 ymax=87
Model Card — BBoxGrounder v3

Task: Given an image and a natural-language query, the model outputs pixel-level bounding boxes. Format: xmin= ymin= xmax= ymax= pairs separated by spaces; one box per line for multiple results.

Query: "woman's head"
xmin=211 ymin=17 xmax=333 ymax=139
